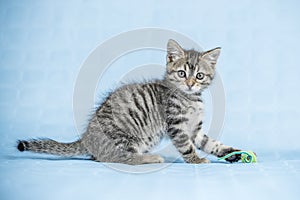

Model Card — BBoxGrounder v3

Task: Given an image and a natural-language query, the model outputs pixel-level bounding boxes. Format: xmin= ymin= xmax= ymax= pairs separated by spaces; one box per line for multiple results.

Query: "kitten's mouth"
xmin=185 ymin=88 xmax=196 ymax=94
xmin=180 ymin=85 xmax=198 ymax=94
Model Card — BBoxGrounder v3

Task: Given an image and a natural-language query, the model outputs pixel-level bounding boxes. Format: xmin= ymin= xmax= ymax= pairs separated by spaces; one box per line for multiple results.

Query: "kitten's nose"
xmin=185 ymin=79 xmax=196 ymax=89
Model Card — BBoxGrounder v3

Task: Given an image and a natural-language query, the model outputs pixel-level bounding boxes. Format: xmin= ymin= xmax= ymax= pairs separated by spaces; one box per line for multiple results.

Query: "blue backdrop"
xmin=1 ymin=0 xmax=299 ymax=152
xmin=0 ymin=1 xmax=299 ymax=200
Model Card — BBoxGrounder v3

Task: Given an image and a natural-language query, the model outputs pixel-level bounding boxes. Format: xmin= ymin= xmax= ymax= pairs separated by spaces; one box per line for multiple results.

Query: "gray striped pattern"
xmin=17 ymin=39 xmax=241 ymax=164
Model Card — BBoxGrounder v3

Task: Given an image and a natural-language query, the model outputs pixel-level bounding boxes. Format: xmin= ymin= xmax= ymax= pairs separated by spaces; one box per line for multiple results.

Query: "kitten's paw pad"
xmin=219 ymin=148 xmax=241 ymax=163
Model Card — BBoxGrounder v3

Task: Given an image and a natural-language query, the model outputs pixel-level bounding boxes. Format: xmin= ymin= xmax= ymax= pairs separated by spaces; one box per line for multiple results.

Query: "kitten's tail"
xmin=17 ymin=139 xmax=89 ymax=156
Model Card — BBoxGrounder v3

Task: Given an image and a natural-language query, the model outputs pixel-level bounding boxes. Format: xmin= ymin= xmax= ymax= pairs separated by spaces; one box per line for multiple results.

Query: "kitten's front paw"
xmin=198 ymin=157 xmax=211 ymax=164
xmin=187 ymin=155 xmax=211 ymax=164
xmin=219 ymin=147 xmax=241 ymax=163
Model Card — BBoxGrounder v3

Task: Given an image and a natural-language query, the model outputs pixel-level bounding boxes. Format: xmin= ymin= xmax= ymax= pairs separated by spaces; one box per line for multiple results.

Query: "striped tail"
xmin=17 ymin=139 xmax=88 ymax=156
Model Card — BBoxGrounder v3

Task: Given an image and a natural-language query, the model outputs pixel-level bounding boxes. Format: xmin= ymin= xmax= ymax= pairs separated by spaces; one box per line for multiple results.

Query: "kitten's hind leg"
xmin=129 ymin=154 xmax=165 ymax=165
xmin=93 ymin=153 xmax=164 ymax=165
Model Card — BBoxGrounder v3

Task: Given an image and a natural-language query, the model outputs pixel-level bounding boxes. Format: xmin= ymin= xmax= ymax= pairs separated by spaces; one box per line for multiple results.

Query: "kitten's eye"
xmin=196 ymin=72 xmax=205 ymax=80
xmin=177 ymin=70 xmax=186 ymax=78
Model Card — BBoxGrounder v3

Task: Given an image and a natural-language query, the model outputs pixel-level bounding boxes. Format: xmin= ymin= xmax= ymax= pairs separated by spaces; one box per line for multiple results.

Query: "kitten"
xmin=17 ymin=39 xmax=241 ymax=165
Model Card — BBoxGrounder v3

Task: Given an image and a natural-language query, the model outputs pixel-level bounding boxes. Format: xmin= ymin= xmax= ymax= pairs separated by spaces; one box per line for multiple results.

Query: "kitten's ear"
xmin=167 ymin=39 xmax=185 ymax=63
xmin=202 ymin=47 xmax=221 ymax=67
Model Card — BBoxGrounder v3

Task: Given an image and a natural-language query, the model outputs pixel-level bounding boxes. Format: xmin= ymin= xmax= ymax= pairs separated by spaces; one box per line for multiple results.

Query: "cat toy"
xmin=218 ymin=151 xmax=257 ymax=163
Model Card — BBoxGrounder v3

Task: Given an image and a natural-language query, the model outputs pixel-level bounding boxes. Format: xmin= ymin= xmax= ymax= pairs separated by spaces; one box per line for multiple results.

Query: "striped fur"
xmin=17 ymin=39 xmax=241 ymax=164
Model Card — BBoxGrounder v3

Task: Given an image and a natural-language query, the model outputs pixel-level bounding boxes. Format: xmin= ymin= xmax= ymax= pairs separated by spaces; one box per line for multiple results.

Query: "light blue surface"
xmin=1 ymin=0 xmax=300 ymax=200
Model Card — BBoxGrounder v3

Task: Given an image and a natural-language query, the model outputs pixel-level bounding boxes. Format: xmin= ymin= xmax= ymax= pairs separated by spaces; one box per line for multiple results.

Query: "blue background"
xmin=0 ymin=0 xmax=299 ymax=200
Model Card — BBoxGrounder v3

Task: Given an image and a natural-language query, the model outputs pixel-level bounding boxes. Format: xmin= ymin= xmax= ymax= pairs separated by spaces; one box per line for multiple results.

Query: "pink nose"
xmin=185 ymin=79 xmax=196 ymax=88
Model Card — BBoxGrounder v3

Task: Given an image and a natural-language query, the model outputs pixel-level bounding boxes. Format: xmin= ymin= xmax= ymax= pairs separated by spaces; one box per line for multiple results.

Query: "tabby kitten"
xmin=17 ymin=39 xmax=241 ymax=165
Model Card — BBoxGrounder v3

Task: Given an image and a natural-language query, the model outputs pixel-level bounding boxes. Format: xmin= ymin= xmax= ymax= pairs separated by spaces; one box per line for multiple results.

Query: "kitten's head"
xmin=165 ymin=39 xmax=221 ymax=94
